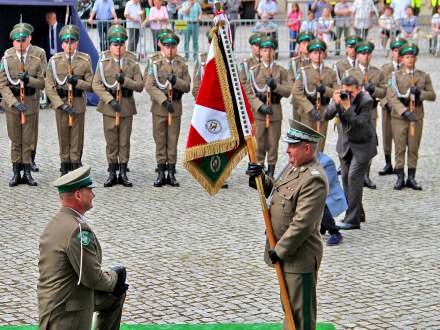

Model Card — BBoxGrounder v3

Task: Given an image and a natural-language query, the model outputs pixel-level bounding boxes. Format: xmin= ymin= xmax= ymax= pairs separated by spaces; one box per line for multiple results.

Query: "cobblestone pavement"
xmin=1 ymin=54 xmax=439 ymax=329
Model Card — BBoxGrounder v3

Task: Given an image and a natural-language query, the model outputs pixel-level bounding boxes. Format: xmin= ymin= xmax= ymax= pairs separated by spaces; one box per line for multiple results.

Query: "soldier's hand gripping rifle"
xmin=409 ymin=69 xmax=416 ymax=137
xmin=115 ymin=44 xmax=122 ymax=127
xmin=67 ymin=40 xmax=74 ymax=127
xmin=19 ymin=40 xmax=26 ymax=125
xmin=167 ymin=72 xmax=173 ymax=127
xmin=315 ymin=50 xmax=322 ymax=133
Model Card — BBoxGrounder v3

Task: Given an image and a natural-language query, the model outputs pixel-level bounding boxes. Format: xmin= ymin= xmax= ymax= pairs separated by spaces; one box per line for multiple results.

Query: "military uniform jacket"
xmin=0 ymin=46 xmax=45 ymax=114
xmin=292 ymin=64 xmax=337 ymax=114
xmin=246 ymin=62 xmax=291 ymax=122
xmin=239 ymin=54 xmax=259 ymax=84
xmin=287 ymin=55 xmax=311 ymax=86
xmin=29 ymin=44 xmax=47 ymax=75
xmin=265 ymin=159 xmax=328 ymax=273
xmin=92 ymin=50 xmax=144 ymax=118
xmin=38 ymin=208 xmax=117 ymax=328
xmin=192 ymin=52 xmax=207 ymax=98
xmin=333 ymin=57 xmax=356 ymax=85
xmin=45 ymin=51 xmax=93 ymax=112
xmin=144 ymin=53 xmax=191 ymax=117
xmin=387 ymin=68 xmax=436 ymax=120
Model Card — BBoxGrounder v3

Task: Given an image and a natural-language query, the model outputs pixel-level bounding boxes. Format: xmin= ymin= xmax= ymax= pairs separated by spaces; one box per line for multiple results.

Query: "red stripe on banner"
xmin=241 ymin=83 xmax=254 ymax=124
xmin=186 ymin=125 xmax=208 ymax=148
xmin=195 ymin=59 xmax=226 ymax=112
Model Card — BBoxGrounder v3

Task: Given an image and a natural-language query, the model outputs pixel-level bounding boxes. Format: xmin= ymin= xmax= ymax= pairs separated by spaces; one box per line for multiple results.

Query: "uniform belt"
xmin=107 ymin=88 xmax=133 ymax=98
xmin=10 ymin=86 xmax=35 ymax=96
xmin=256 ymin=92 xmax=282 ymax=104
xmin=164 ymin=89 xmax=183 ymax=101
xmin=57 ymin=88 xmax=83 ymax=98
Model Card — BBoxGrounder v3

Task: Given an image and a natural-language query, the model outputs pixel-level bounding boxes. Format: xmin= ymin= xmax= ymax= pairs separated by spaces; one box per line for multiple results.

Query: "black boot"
xmin=154 ymin=163 xmax=167 ymax=187
xmin=22 ymin=164 xmax=38 ymax=186
xmin=60 ymin=162 xmax=69 ymax=176
xmin=406 ymin=168 xmax=422 ymax=190
xmin=363 ymin=170 xmax=376 ymax=189
xmin=379 ymin=154 xmax=394 ymax=175
xmin=31 ymin=151 xmax=39 ymax=172
xmin=166 ymin=163 xmax=180 ymax=187
xmin=104 ymin=163 xmax=118 ymax=187
xmin=71 ymin=162 xmax=80 ymax=171
xmin=118 ymin=163 xmax=133 ymax=187
xmin=393 ymin=168 xmax=405 ymax=190
xmin=8 ymin=163 xmax=21 ymax=187
xmin=266 ymin=164 xmax=275 ymax=179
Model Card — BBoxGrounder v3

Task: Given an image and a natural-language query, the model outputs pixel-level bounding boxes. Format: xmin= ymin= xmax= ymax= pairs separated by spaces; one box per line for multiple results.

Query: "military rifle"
xmin=19 ymin=39 xmax=26 ymax=125
xmin=315 ymin=49 xmax=322 ymax=133
xmin=67 ymin=40 xmax=74 ymax=127
xmin=167 ymin=69 xmax=173 ymax=127
xmin=409 ymin=67 xmax=416 ymax=137
xmin=115 ymin=43 xmax=122 ymax=127
xmin=265 ymin=53 xmax=272 ymax=129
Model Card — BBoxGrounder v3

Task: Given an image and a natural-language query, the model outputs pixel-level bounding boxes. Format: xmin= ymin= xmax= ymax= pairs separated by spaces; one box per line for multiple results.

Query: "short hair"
xmin=385 ymin=6 xmax=393 ymax=13
xmin=341 ymin=75 xmax=359 ymax=87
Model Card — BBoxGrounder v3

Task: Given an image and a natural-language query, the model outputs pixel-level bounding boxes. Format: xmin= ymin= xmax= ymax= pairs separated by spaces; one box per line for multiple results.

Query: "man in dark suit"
xmin=44 ymin=11 xmax=63 ymax=60
xmin=324 ymin=76 xmax=377 ymax=229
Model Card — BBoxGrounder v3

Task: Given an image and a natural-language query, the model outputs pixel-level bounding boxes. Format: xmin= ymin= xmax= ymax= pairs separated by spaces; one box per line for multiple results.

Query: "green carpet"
xmin=0 ymin=323 xmax=335 ymax=330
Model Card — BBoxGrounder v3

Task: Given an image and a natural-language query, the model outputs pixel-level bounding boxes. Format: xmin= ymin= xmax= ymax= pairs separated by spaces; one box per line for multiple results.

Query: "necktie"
xmin=50 ymin=25 xmax=55 ymax=50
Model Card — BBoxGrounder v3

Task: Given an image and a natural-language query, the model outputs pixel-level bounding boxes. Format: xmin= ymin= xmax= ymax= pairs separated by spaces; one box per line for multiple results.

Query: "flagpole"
xmin=213 ymin=3 xmax=296 ymax=329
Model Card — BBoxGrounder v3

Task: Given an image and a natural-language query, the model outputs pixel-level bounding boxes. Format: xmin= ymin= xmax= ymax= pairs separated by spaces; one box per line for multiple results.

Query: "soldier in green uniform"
xmin=246 ymin=120 xmax=328 ymax=330
xmin=92 ymin=25 xmax=144 ymax=187
xmin=0 ymin=24 xmax=45 ymax=186
xmin=46 ymin=25 xmax=93 ymax=175
xmin=146 ymin=28 xmax=174 ymax=74
xmin=387 ymin=43 xmax=436 ymax=190
xmin=14 ymin=22 xmax=47 ymax=172
xmin=287 ymin=32 xmax=313 ymax=121
xmin=239 ymin=32 xmax=264 ymax=84
xmin=378 ymin=38 xmax=407 ymax=176
xmin=292 ymin=39 xmax=337 ymax=152
xmin=145 ymin=32 xmax=191 ymax=187
xmin=333 ymin=35 xmax=361 ymax=86
xmin=246 ymin=36 xmax=292 ymax=178
xmin=38 ymin=165 xmax=128 ymax=329
xmin=345 ymin=41 xmax=386 ymax=189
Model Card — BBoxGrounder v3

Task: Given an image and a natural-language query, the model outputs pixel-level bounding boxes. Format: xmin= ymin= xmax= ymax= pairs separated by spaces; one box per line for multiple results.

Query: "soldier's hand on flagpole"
xmin=258 ymin=104 xmax=273 ymax=115
xmin=110 ymin=99 xmax=122 ymax=113
xmin=266 ymin=77 xmax=277 ymax=90
xmin=162 ymin=100 xmax=174 ymax=113
xmin=68 ymin=74 xmax=78 ymax=87
xmin=166 ymin=73 xmax=177 ymax=86
xmin=13 ymin=102 xmax=28 ymax=113
xmin=268 ymin=249 xmax=281 ymax=264
xmin=18 ymin=72 xmax=29 ymax=85
xmin=115 ymin=73 xmax=125 ymax=85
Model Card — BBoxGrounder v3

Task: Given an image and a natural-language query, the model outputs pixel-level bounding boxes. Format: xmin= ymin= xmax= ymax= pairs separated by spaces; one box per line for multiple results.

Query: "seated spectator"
xmin=379 ymin=6 xmax=399 ymax=49
xmin=317 ymin=7 xmax=334 ymax=44
xmin=148 ymin=0 xmax=169 ymax=51
xmin=257 ymin=0 xmax=277 ymax=19
xmin=399 ymin=6 xmax=419 ymax=42
xmin=253 ymin=12 xmax=278 ymax=34
xmin=432 ymin=6 xmax=440 ymax=55
xmin=311 ymin=0 xmax=330 ymax=19
xmin=287 ymin=3 xmax=304 ymax=57
xmin=300 ymin=11 xmax=318 ymax=36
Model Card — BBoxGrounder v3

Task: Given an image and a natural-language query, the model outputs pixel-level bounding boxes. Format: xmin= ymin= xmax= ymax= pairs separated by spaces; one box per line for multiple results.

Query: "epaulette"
xmin=76 ymin=52 xmax=91 ymax=62
xmin=4 ymin=47 xmax=15 ymax=57
xmin=52 ymin=52 xmax=64 ymax=59
xmin=174 ymin=54 xmax=186 ymax=63
xmin=99 ymin=50 xmax=111 ymax=61
xmin=28 ymin=54 xmax=39 ymax=61
xmin=125 ymin=50 xmax=137 ymax=61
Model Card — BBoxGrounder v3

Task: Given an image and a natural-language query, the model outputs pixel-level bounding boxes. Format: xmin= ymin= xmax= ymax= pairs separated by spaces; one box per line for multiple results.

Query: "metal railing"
xmin=82 ymin=16 xmax=440 ymax=62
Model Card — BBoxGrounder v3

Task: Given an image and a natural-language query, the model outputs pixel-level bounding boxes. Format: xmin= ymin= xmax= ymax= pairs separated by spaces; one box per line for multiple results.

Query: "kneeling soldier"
xmin=46 ymin=25 xmax=93 ymax=176
xmin=387 ymin=43 xmax=436 ymax=190
xmin=145 ymin=33 xmax=191 ymax=187
xmin=292 ymin=40 xmax=336 ymax=152
xmin=0 ymin=24 xmax=45 ymax=186
xmin=92 ymin=25 xmax=144 ymax=187
xmin=246 ymin=36 xmax=292 ymax=178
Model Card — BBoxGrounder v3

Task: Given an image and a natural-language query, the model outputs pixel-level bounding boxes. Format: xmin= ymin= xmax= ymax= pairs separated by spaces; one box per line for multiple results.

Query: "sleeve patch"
xmin=77 ymin=231 xmax=92 ymax=246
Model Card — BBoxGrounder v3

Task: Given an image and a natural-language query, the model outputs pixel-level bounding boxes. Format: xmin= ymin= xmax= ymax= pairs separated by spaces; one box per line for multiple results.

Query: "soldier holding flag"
xmin=0 ymin=24 xmax=45 ymax=187
xmin=92 ymin=24 xmax=144 ymax=187
xmin=46 ymin=25 xmax=93 ymax=176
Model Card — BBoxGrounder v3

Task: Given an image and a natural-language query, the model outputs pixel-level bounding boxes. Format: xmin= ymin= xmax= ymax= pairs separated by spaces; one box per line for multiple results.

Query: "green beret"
xmin=259 ymin=36 xmax=277 ymax=49
xmin=53 ymin=165 xmax=96 ymax=193
xmin=108 ymin=24 xmax=128 ymax=43
xmin=297 ymin=32 xmax=314 ymax=43
xmin=14 ymin=22 xmax=34 ymax=34
xmin=156 ymin=28 xmax=173 ymax=41
xmin=399 ymin=42 xmax=419 ymax=56
xmin=355 ymin=40 xmax=375 ymax=54
xmin=390 ymin=38 xmax=407 ymax=50
xmin=160 ymin=33 xmax=180 ymax=46
xmin=345 ymin=35 xmax=361 ymax=46
xmin=248 ymin=33 xmax=264 ymax=46
xmin=307 ymin=39 xmax=327 ymax=52
xmin=59 ymin=25 xmax=80 ymax=41
xmin=283 ymin=119 xmax=324 ymax=144
xmin=10 ymin=26 xmax=30 ymax=41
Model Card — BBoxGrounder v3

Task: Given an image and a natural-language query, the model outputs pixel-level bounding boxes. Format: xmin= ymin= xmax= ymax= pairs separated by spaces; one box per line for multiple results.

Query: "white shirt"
xmin=352 ymin=0 xmax=378 ymax=29
xmin=124 ymin=0 xmax=142 ymax=29
xmin=49 ymin=22 xmax=58 ymax=55
xmin=391 ymin=0 xmax=411 ymax=21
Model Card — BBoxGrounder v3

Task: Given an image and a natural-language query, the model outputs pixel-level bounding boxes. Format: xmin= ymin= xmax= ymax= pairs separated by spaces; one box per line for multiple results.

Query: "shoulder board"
xmin=249 ymin=64 xmax=260 ymax=71
xmin=76 ymin=52 xmax=91 ymax=62
xmin=310 ymin=168 xmax=321 ymax=176
xmin=99 ymin=50 xmax=111 ymax=61
xmin=53 ymin=52 xmax=64 ymax=59
xmin=5 ymin=48 xmax=15 ymax=57
xmin=148 ymin=52 xmax=160 ymax=60
xmin=174 ymin=54 xmax=186 ymax=63
xmin=126 ymin=50 xmax=137 ymax=61
xmin=28 ymin=54 xmax=39 ymax=61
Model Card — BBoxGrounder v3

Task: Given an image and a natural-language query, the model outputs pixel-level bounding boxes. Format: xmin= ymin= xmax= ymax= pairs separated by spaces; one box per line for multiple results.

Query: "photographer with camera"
xmin=324 ymin=76 xmax=377 ymax=230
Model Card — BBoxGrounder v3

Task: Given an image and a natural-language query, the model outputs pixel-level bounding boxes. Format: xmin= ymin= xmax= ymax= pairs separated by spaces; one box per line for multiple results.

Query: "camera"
xmin=340 ymin=91 xmax=350 ymax=100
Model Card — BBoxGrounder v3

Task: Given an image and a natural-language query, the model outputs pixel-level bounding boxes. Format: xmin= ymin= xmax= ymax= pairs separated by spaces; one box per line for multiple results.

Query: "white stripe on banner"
xmin=191 ymin=104 xmax=231 ymax=143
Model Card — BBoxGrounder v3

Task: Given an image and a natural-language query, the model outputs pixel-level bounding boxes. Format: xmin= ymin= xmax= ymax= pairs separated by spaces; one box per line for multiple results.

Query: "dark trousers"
xmin=321 ymin=205 xmax=339 ymax=235
xmin=340 ymin=150 xmax=369 ymax=225
xmin=97 ymin=20 xmax=111 ymax=51
xmin=127 ymin=28 xmax=140 ymax=52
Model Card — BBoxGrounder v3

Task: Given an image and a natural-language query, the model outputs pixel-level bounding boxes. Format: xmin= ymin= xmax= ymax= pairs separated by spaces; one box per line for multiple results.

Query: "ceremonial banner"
xmin=184 ymin=28 xmax=254 ymax=195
